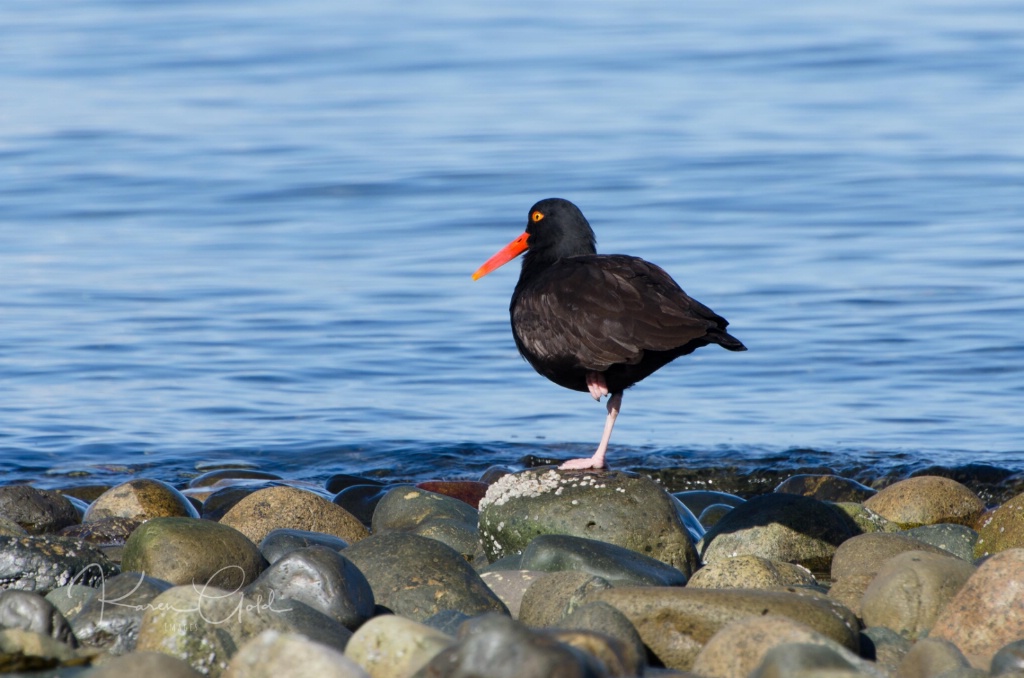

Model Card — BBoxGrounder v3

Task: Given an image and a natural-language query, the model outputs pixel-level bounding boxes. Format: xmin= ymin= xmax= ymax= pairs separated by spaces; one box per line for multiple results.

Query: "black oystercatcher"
xmin=473 ymin=198 xmax=746 ymax=470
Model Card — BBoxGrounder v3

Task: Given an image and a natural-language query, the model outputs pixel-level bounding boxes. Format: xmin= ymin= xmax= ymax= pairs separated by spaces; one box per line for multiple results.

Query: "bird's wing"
xmin=512 ymin=254 xmax=725 ymax=371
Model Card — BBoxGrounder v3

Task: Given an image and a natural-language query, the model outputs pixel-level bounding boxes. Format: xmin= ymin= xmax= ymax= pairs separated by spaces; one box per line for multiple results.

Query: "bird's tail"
xmin=711 ymin=329 xmax=747 ymax=352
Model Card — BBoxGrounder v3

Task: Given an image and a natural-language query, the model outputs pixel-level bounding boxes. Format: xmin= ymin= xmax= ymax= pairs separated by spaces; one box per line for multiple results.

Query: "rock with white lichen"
xmin=477 ymin=469 xmax=699 ymax=577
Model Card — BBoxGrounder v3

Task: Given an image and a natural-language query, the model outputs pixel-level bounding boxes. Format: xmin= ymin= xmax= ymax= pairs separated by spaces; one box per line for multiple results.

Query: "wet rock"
xmin=345 ymin=614 xmax=454 ymax=678
xmin=863 ymin=476 xmax=984 ymax=529
xmin=691 ymin=615 xmax=875 ymax=678
xmin=699 ymin=494 xmax=859 ymax=576
xmin=87 ymin=650 xmax=204 ymax=678
xmin=974 ymin=491 xmax=1024 ymax=558
xmin=991 ymin=639 xmax=1024 ymax=676
xmin=58 ymin=516 xmax=140 ymax=545
xmin=341 ymin=531 xmax=506 ymax=622
xmin=201 ymin=483 xmax=286 ymax=521
xmin=44 ymin=584 xmax=96 ymax=619
xmin=411 ymin=613 xmax=608 ymax=678
xmin=479 ymin=570 xmax=546 ymax=619
xmin=518 ymin=572 xmax=612 ymax=627
xmin=687 ymin=555 xmax=818 ymax=590
xmin=372 ymin=486 xmax=480 ymax=559
xmin=54 ymin=484 xmax=111 ymax=504
xmin=84 ymin=479 xmax=199 ymax=523
xmin=190 ymin=469 xmax=284 ymax=489
xmin=833 ymin=502 xmax=900 ymax=534
xmin=0 ymin=628 xmax=80 ymax=671
xmin=0 ymin=486 xmax=80 ymax=535
xmin=860 ymin=550 xmax=975 ymax=640
xmin=586 ymin=586 xmax=859 ymax=671
xmin=894 ymin=637 xmax=973 ymax=678
xmin=0 ymin=517 xmax=26 ymax=538
xmin=479 ymin=469 xmax=699 ymax=576
xmin=410 ymin=519 xmax=482 ymax=561
xmin=774 ymin=474 xmax=877 ymax=503
xmin=220 ymin=486 xmax=369 ymax=546
xmin=862 ymin=626 xmax=913 ymax=677
xmin=245 ymin=546 xmax=373 ymax=630
xmin=224 ymin=629 xmax=368 ymax=678
xmin=259 ymin=528 xmax=349 ymax=564
xmin=828 ymin=532 xmax=953 ymax=614
xmin=930 ymin=548 xmax=1024 ymax=669
xmin=417 ymin=481 xmax=490 ymax=509
xmin=519 ymin=534 xmax=688 ymax=587
xmin=325 ymin=473 xmax=385 ymax=495
xmin=0 ymin=535 xmax=118 ymax=593
xmin=122 ymin=517 xmax=266 ymax=588
xmin=0 ymin=590 xmax=74 ymax=645
xmin=68 ymin=572 xmax=170 ymax=654
xmin=903 ymin=523 xmax=978 ymax=561
xmin=549 ymin=627 xmax=637 ymax=678
xmin=751 ymin=641 xmax=886 ymax=678
xmin=422 ymin=609 xmax=472 ymax=636
xmin=135 ymin=584 xmax=352 ymax=678
xmin=672 ymin=490 xmax=745 ymax=517
xmin=559 ymin=601 xmax=646 ymax=676
xmin=697 ymin=504 xmax=734 ymax=529
xmin=333 ymin=485 xmax=390 ymax=526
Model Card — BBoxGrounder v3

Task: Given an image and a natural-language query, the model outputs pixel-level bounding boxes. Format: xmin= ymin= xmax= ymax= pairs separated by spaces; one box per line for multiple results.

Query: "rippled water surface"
xmin=2 ymin=0 xmax=1022 ymax=487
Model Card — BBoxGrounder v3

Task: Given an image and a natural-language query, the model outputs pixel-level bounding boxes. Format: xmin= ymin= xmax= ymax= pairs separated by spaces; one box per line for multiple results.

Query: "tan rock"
xmin=863 ymin=476 xmax=984 ymax=529
xmin=344 ymin=615 xmax=452 ymax=678
xmin=226 ymin=630 xmax=367 ymax=678
xmin=84 ymin=479 xmax=198 ymax=523
xmin=219 ymin=486 xmax=368 ymax=545
xmin=974 ymin=491 xmax=1024 ymax=558
xmin=518 ymin=571 xmax=611 ymax=627
xmin=688 ymin=555 xmax=818 ymax=590
xmin=479 ymin=570 xmax=547 ymax=619
xmin=894 ymin=637 xmax=972 ymax=678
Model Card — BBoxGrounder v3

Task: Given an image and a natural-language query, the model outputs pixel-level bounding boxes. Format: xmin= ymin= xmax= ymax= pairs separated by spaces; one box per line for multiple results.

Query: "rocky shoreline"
xmin=1 ymin=464 xmax=1024 ymax=677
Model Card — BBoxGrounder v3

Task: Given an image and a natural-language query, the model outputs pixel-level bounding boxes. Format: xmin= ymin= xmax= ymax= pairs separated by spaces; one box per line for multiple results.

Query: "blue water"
xmin=2 ymin=0 xmax=1022 ymax=488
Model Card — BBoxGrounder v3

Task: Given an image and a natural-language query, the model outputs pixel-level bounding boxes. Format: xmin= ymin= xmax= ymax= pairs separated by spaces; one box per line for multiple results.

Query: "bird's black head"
xmin=524 ymin=198 xmax=597 ymax=263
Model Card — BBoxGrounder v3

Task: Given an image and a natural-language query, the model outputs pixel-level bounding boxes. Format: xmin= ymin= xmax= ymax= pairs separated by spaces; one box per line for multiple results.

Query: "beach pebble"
xmin=219 ymin=486 xmax=369 ymax=545
xmin=0 ymin=590 xmax=74 ymax=645
xmin=478 ymin=469 xmax=699 ymax=576
xmin=893 ymin=637 xmax=974 ymax=678
xmin=691 ymin=615 xmax=874 ymax=678
xmin=559 ymin=601 xmax=646 ymax=676
xmin=190 ymin=469 xmax=284 ymax=490
xmin=774 ymin=474 xmax=877 ymax=503
xmin=44 ymin=584 xmax=96 ymax=620
xmin=0 ymin=535 xmax=118 ymax=593
xmin=519 ymin=534 xmax=688 ymax=587
xmin=973 ymin=491 xmax=1024 ymax=558
xmin=750 ymin=641 xmax=886 ymax=678
xmin=902 ymin=523 xmax=979 ymax=561
xmin=478 ymin=570 xmax=546 ymax=619
xmin=69 ymin=572 xmax=171 ymax=654
xmin=325 ymin=473 xmax=385 ymax=495
xmin=991 ymin=639 xmax=1024 ymax=676
xmin=687 ymin=554 xmax=818 ymax=590
xmin=672 ymin=490 xmax=745 ymax=518
xmin=245 ymin=546 xmax=374 ymax=630
xmin=863 ymin=476 xmax=984 ymax=529
xmin=585 ymin=586 xmax=859 ymax=671
xmin=698 ymin=494 xmax=859 ymax=576
xmin=416 ymin=481 xmax=490 ymax=509
xmin=258 ymin=528 xmax=349 ymax=564
xmin=88 ymin=650 xmax=205 ymax=677
xmin=135 ymin=585 xmax=351 ymax=678
xmin=549 ymin=627 xmax=638 ymax=677
xmin=0 ymin=486 xmax=80 ymax=535
xmin=517 ymin=571 xmax=611 ymax=627
xmin=84 ymin=479 xmax=199 ymax=523
xmin=833 ymin=502 xmax=900 ymax=534
xmin=341 ymin=531 xmax=506 ymax=622
xmin=200 ymin=483 xmax=285 ymax=521
xmin=224 ymin=630 xmax=368 ymax=678
xmin=929 ymin=548 xmax=1024 ymax=669
xmin=58 ymin=516 xmax=141 ymax=545
xmin=859 ymin=550 xmax=975 ymax=640
xmin=332 ymin=485 xmax=390 ymax=526
xmin=411 ymin=613 xmax=609 ymax=678
xmin=371 ymin=486 xmax=480 ymax=559
xmin=862 ymin=626 xmax=913 ymax=676
xmin=0 ymin=517 xmax=27 ymax=538
xmin=696 ymin=504 xmax=734 ymax=529
xmin=122 ymin=517 xmax=266 ymax=588
xmin=0 ymin=628 xmax=80 ymax=668
xmin=345 ymin=614 xmax=454 ymax=678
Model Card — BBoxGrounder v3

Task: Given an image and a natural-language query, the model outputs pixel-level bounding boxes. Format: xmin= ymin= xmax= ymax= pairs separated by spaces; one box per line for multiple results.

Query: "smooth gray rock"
xmin=0 ymin=535 xmax=118 ymax=593
xmin=0 ymin=486 xmax=80 ymax=535
xmin=258 ymin=528 xmax=348 ymax=564
xmin=68 ymin=572 xmax=171 ymax=654
xmin=902 ymin=523 xmax=978 ymax=562
xmin=0 ymin=590 xmax=74 ymax=646
xmin=519 ymin=533 xmax=687 ymax=586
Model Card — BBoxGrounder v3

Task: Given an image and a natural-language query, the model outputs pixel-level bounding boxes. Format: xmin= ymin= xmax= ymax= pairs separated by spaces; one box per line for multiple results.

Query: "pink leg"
xmin=559 ymin=391 xmax=622 ymax=471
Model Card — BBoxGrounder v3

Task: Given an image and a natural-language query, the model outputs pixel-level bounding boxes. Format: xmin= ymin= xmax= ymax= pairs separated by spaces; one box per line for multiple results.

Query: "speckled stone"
xmin=479 ymin=469 xmax=699 ymax=576
xmin=84 ymin=479 xmax=199 ymax=523
xmin=0 ymin=535 xmax=118 ymax=594
xmin=479 ymin=570 xmax=546 ymax=619
xmin=220 ymin=486 xmax=369 ymax=546
xmin=517 ymin=571 xmax=612 ymax=628
xmin=57 ymin=516 xmax=140 ymax=545
xmin=833 ymin=502 xmax=900 ymax=534
xmin=224 ymin=629 xmax=368 ymax=678
xmin=687 ymin=555 xmax=818 ymax=590
xmin=863 ymin=476 xmax=985 ymax=529
xmin=345 ymin=615 xmax=453 ymax=678
xmin=0 ymin=486 xmax=80 ymax=535
xmin=974 ymin=491 xmax=1024 ymax=558
xmin=774 ymin=474 xmax=877 ymax=503
xmin=0 ymin=517 xmax=27 ymax=538
xmin=903 ymin=523 xmax=978 ymax=561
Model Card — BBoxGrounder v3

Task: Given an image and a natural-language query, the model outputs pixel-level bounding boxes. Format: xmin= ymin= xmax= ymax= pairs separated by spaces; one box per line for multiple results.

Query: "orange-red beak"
xmin=472 ymin=232 xmax=529 ymax=280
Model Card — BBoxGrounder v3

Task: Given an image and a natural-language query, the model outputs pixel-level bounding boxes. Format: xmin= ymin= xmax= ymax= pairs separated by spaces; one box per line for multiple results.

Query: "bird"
xmin=472 ymin=198 xmax=746 ymax=470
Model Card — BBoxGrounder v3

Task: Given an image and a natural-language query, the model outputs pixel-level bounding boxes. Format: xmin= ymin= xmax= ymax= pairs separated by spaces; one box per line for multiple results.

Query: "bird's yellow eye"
xmin=531 ymin=211 xmax=544 ymax=222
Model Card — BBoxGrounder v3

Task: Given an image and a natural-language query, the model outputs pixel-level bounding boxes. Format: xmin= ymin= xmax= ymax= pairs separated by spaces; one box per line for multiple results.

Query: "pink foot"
xmin=558 ymin=456 xmax=606 ymax=471
xmin=586 ymin=372 xmax=609 ymax=401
